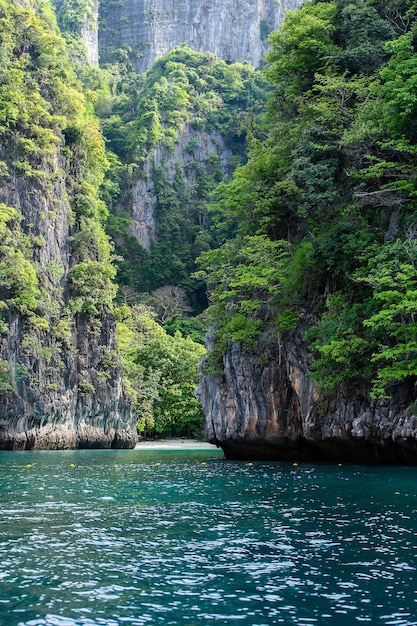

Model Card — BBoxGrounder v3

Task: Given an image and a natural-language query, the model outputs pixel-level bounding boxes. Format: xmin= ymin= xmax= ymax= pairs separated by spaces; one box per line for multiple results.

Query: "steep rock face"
xmin=198 ymin=326 xmax=417 ymax=463
xmin=98 ymin=0 xmax=302 ymax=72
xmin=82 ymin=0 xmax=99 ymax=66
xmin=106 ymin=45 xmax=267 ymax=301
xmin=0 ymin=156 xmax=136 ymax=450
xmin=129 ymin=126 xmax=232 ymax=249
xmin=0 ymin=0 xmax=137 ymax=449
xmin=0 ymin=313 xmax=136 ymax=450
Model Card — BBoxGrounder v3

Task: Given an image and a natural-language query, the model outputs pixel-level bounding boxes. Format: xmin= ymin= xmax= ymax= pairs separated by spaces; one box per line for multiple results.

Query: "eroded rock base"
xmin=0 ymin=423 xmax=137 ymax=450
xmin=199 ymin=327 xmax=417 ymax=466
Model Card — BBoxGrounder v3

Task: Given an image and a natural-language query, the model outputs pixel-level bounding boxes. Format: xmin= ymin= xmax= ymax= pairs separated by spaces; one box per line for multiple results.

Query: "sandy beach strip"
xmin=135 ymin=438 xmax=220 ymax=450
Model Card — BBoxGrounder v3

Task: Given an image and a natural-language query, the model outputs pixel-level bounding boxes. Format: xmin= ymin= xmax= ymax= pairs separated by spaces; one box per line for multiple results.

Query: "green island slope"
xmin=196 ymin=0 xmax=417 ymax=461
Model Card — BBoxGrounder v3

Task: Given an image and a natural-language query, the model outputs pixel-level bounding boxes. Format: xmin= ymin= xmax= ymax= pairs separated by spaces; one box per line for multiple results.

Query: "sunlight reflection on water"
xmin=0 ymin=449 xmax=416 ymax=625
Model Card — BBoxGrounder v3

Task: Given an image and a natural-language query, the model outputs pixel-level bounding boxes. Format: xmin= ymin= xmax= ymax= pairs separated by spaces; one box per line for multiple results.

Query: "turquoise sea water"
xmin=0 ymin=447 xmax=416 ymax=626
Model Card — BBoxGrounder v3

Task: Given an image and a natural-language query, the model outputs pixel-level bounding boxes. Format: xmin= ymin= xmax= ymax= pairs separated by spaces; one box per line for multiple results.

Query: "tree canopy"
xmin=197 ymin=0 xmax=417 ymax=401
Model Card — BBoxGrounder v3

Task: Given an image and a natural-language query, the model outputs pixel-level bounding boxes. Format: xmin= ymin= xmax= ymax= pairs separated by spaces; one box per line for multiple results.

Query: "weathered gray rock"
xmin=0 ymin=145 xmax=137 ymax=451
xmin=98 ymin=0 xmax=302 ymax=73
xmin=82 ymin=0 xmax=99 ymax=66
xmin=198 ymin=325 xmax=417 ymax=463
xmin=129 ymin=126 xmax=232 ymax=248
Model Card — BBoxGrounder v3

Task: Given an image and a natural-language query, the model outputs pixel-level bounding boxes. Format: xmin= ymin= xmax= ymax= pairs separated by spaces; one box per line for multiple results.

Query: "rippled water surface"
xmin=1 ymin=448 xmax=417 ymax=625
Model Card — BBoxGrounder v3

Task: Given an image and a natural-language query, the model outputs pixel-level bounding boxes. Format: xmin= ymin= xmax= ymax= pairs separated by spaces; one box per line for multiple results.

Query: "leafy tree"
xmin=332 ymin=0 xmax=394 ymax=74
xmin=266 ymin=3 xmax=337 ymax=101
xmin=379 ymin=33 xmax=417 ymax=140
xmin=115 ymin=305 xmax=206 ymax=437
xmin=305 ymin=292 xmax=376 ymax=392
xmin=355 ymin=237 xmax=417 ymax=397
xmin=163 ymin=315 xmax=206 ymax=344
xmin=0 ymin=204 xmax=41 ymax=318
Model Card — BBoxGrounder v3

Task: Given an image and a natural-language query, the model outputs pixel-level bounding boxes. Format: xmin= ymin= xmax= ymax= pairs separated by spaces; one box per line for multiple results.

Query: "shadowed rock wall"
xmin=0 ymin=128 xmax=136 ymax=451
xmin=198 ymin=325 xmax=417 ymax=463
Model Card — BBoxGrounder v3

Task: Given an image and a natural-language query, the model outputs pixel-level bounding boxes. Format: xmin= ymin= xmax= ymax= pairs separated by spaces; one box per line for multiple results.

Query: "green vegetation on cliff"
xmin=116 ymin=304 xmax=205 ymax=438
xmin=100 ymin=45 xmax=269 ymax=312
xmin=0 ymin=0 xmax=119 ymax=403
xmin=0 ymin=0 xmax=115 ymax=309
xmin=197 ymin=0 xmax=417 ymax=401
xmin=4 ymin=0 xmax=417 ymax=439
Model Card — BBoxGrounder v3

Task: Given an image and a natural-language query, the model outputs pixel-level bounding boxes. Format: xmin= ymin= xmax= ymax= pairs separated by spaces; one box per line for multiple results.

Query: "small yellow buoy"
xmin=26 ymin=464 xmax=32 ymax=468
xmin=201 ymin=462 xmax=207 ymax=466
xmin=69 ymin=463 xmax=75 ymax=467
xmin=155 ymin=462 xmax=161 ymax=467
xmin=114 ymin=464 xmax=118 ymax=468
xmin=338 ymin=463 xmax=343 ymax=467
xmin=293 ymin=462 xmax=298 ymax=467
xmin=247 ymin=462 xmax=253 ymax=467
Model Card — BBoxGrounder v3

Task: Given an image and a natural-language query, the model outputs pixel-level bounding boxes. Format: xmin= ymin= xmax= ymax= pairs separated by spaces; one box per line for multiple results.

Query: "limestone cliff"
xmin=128 ymin=126 xmax=232 ymax=250
xmin=98 ymin=0 xmax=301 ymax=255
xmin=82 ymin=0 xmax=99 ymax=66
xmin=0 ymin=149 xmax=136 ymax=450
xmin=98 ymin=0 xmax=302 ymax=73
xmin=198 ymin=325 xmax=417 ymax=464
xmin=0 ymin=0 xmax=136 ymax=450
xmin=105 ymin=45 xmax=267 ymax=304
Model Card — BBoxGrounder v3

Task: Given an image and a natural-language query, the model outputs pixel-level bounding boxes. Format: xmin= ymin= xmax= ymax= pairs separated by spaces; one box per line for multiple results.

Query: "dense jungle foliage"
xmin=196 ymin=0 xmax=417 ymax=400
xmin=99 ymin=45 xmax=269 ymax=313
